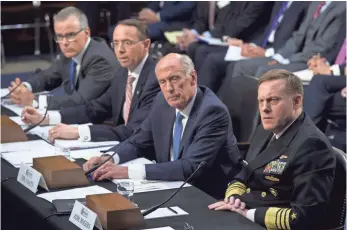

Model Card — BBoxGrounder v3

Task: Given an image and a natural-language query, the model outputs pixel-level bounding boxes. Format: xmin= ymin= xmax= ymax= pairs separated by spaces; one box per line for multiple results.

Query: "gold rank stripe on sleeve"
xmin=264 ymin=207 xmax=291 ymax=230
xmin=225 ymin=182 xmax=246 ymax=198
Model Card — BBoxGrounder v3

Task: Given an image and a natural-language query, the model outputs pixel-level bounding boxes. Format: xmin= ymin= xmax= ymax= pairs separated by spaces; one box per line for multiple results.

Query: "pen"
xmin=167 ymin=207 xmax=178 ymax=214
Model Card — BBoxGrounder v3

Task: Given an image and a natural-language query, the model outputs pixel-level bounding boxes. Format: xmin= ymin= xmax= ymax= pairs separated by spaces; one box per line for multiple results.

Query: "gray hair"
xmin=54 ymin=6 xmax=89 ymax=29
xmin=179 ymin=54 xmax=195 ymax=76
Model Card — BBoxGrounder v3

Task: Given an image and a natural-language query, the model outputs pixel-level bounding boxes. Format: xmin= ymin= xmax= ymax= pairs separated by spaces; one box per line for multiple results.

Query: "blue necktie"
xmin=173 ymin=112 xmax=184 ymax=161
xmin=69 ymin=60 xmax=77 ymax=91
xmin=262 ymin=2 xmax=288 ymax=47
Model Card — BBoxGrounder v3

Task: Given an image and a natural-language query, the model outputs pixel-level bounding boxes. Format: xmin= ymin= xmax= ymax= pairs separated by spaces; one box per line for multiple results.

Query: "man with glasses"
xmin=22 ymin=19 xmax=160 ymax=143
xmin=8 ymin=6 xmax=120 ymax=110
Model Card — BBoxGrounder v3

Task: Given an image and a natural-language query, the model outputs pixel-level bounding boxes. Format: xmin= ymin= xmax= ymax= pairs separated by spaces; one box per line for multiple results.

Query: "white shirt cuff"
xmin=32 ymin=100 xmax=39 ymax=108
xmin=191 ymin=29 xmax=199 ymax=36
xmin=272 ymin=53 xmax=290 ymax=65
xmin=38 ymin=95 xmax=47 ymax=110
xmin=22 ymin=82 xmax=33 ymax=92
xmin=265 ymin=47 xmax=275 ymax=57
xmin=48 ymin=111 xmax=61 ymax=125
xmin=246 ymin=209 xmax=256 ymax=222
xmin=156 ymin=12 xmax=161 ymax=21
xmin=78 ymin=125 xmax=92 ymax=142
xmin=330 ymin=64 xmax=341 ymax=76
xmin=128 ymin=164 xmax=146 ymax=179
xmin=112 ymin=153 xmax=120 ymax=165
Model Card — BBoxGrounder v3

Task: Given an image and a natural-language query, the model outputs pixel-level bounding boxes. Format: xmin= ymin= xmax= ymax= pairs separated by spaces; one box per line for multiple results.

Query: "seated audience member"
xmin=183 ymin=1 xmax=273 ymax=72
xmin=8 ymin=7 xmax=120 ymax=110
xmin=304 ymin=56 xmax=346 ymax=132
xmin=198 ymin=1 xmax=309 ymax=93
xmin=209 ymin=70 xmax=336 ymax=230
xmin=138 ymin=1 xmax=196 ymax=41
xmin=21 ymin=19 xmax=160 ymax=143
xmin=227 ymin=2 xmax=345 ymax=82
xmin=83 ymin=54 xmax=242 ymax=199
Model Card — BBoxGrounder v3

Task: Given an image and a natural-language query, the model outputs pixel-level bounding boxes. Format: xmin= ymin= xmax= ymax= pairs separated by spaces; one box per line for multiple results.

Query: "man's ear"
xmin=293 ymin=94 xmax=303 ymax=109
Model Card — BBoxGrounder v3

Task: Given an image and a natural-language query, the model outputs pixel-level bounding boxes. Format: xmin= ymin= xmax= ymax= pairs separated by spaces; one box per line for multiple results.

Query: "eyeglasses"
xmin=110 ymin=40 xmax=143 ymax=49
xmin=54 ymin=28 xmax=85 ymax=43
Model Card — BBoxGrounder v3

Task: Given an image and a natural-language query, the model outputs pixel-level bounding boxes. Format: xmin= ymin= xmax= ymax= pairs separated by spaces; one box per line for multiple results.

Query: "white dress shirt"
xmin=24 ymin=37 xmax=91 ymax=109
xmin=111 ymin=88 xmax=198 ymax=179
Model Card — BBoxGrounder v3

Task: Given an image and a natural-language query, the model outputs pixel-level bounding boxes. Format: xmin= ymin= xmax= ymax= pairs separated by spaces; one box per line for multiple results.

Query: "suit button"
xmin=261 ymin=192 xmax=267 ymax=198
xmin=246 ymin=188 xmax=251 ymax=193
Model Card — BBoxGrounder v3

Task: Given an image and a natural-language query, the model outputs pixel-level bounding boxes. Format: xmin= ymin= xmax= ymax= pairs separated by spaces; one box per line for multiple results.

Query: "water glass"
xmin=117 ymin=181 xmax=135 ymax=203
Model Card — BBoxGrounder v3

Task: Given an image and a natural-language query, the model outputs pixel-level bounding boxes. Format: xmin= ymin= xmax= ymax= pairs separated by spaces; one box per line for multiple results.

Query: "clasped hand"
xmin=208 ymin=196 xmax=248 ymax=218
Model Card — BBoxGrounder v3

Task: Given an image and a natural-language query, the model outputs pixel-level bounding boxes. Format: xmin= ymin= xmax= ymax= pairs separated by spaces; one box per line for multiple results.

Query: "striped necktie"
xmin=124 ymin=75 xmax=136 ymax=124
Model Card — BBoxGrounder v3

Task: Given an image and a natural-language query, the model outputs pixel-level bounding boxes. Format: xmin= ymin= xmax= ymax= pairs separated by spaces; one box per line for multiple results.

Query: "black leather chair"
xmin=219 ymin=75 xmax=260 ymax=145
xmin=324 ymin=147 xmax=346 ymax=230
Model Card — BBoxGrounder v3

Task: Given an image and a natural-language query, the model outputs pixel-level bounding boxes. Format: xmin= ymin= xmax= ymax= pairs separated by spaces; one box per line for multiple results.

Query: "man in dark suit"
xmin=228 ymin=2 xmax=346 ymax=81
xmin=138 ymin=1 xmax=196 ymax=41
xmin=21 ymin=19 xmax=160 ymax=143
xmin=199 ymin=1 xmax=309 ymax=93
xmin=9 ymin=6 xmax=120 ymax=110
xmin=83 ymin=53 xmax=242 ymax=198
xmin=184 ymin=2 xmax=273 ymax=72
xmin=209 ymin=70 xmax=336 ymax=230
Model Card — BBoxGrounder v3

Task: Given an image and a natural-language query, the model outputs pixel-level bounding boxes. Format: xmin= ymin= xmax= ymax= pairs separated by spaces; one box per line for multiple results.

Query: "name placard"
xmin=69 ymin=201 xmax=103 ymax=230
xmin=17 ymin=163 xmax=48 ymax=193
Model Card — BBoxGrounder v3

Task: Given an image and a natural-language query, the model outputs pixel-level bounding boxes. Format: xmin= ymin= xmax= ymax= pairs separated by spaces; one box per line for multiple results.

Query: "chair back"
xmin=324 ymin=147 xmax=346 ymax=230
xmin=219 ymin=75 xmax=260 ymax=142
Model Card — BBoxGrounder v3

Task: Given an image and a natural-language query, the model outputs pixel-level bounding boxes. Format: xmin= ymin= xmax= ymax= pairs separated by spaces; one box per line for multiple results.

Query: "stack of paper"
xmin=70 ymin=147 xmax=109 ymax=160
xmin=1 ymin=150 xmax=57 ymax=167
xmin=1 ymin=88 xmax=9 ymax=98
xmin=224 ymin=45 xmax=249 ymax=61
xmin=37 ymin=185 xmax=112 ymax=203
xmin=164 ymin=31 xmax=184 ymax=44
xmin=293 ymin=69 xmax=314 ymax=82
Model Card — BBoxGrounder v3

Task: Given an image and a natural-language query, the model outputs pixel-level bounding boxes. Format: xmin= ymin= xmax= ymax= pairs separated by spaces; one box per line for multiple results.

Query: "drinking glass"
xmin=117 ymin=181 xmax=135 ymax=204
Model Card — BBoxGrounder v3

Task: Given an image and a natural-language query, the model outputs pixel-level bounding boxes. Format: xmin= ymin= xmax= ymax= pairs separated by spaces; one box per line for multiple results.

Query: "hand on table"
xmin=48 ymin=123 xmax=79 ymax=142
xmin=208 ymin=196 xmax=249 ymax=218
xmin=21 ymin=106 xmax=48 ymax=125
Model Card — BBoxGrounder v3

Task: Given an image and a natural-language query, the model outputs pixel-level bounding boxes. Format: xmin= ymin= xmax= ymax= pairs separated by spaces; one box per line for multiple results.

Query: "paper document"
xmin=113 ymin=176 xmax=191 ymax=194
xmin=37 ymin=185 xmax=112 ymax=203
xmin=164 ymin=31 xmax=184 ymax=44
xmin=70 ymin=147 xmax=109 ymax=160
xmin=293 ymin=69 xmax=313 ymax=82
xmin=224 ymin=45 xmax=250 ymax=61
xmin=198 ymin=36 xmax=228 ymax=46
xmin=143 ymin=206 xmax=188 ymax=219
xmin=54 ymin=139 xmax=118 ymax=150
xmin=1 ymin=101 xmax=24 ymax=115
xmin=120 ymin=157 xmax=154 ymax=166
xmin=9 ymin=116 xmax=27 ymax=126
xmin=1 ymin=88 xmax=9 ymax=98
xmin=1 ymin=150 xmax=56 ymax=168
xmin=1 ymin=140 xmax=54 ymax=153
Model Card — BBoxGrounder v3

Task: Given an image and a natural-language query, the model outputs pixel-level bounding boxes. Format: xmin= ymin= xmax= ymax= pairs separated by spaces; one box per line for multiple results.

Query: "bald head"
xmin=155 ymin=53 xmax=197 ymax=110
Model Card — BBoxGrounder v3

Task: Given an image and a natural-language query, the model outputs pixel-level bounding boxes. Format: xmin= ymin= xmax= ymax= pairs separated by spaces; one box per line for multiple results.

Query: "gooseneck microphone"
xmin=141 ymin=161 xmax=207 ymax=217
xmin=1 ymin=68 xmax=41 ymax=99
xmin=84 ymin=128 xmax=141 ymax=176
xmin=23 ymin=80 xmax=69 ymax=133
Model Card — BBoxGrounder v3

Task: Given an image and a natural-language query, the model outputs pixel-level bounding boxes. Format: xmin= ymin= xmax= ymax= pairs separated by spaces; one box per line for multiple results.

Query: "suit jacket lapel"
xmin=246 ymin=113 xmax=305 ymax=175
xmin=246 ymin=131 xmax=272 ymax=162
xmin=177 ymin=88 xmax=203 ymax=158
xmin=129 ymin=58 xmax=153 ymax=117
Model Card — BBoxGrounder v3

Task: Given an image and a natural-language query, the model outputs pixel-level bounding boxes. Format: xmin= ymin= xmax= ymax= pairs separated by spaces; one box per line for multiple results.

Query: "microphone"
xmin=1 ymin=68 xmax=41 ymax=99
xmin=84 ymin=128 xmax=141 ymax=176
xmin=23 ymin=79 xmax=69 ymax=133
xmin=141 ymin=161 xmax=207 ymax=217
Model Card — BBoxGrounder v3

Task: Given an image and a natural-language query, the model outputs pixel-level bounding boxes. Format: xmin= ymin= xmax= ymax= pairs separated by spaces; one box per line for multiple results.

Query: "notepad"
xmin=164 ymin=31 xmax=184 ymax=44
xmin=224 ymin=45 xmax=250 ymax=61
xmin=37 ymin=185 xmax=112 ymax=203
xmin=143 ymin=206 xmax=188 ymax=219
xmin=198 ymin=36 xmax=228 ymax=46
xmin=293 ymin=69 xmax=314 ymax=82
xmin=54 ymin=139 xmax=119 ymax=150
xmin=1 ymin=140 xmax=55 ymax=153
